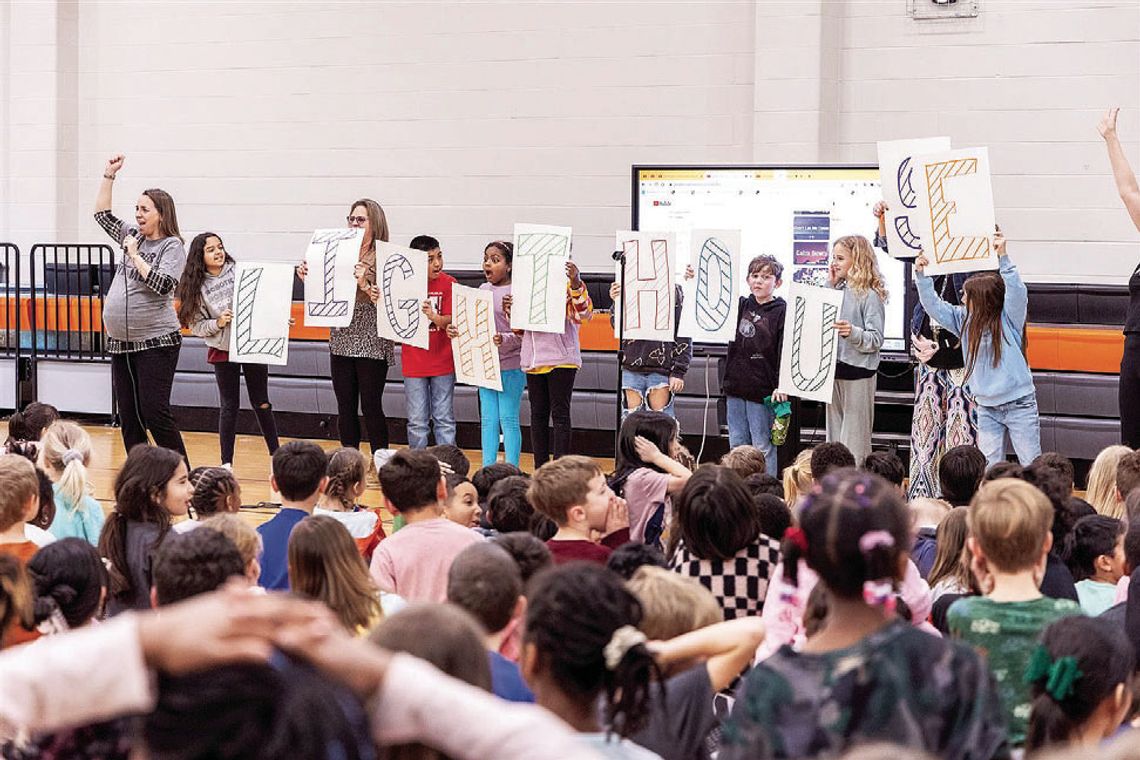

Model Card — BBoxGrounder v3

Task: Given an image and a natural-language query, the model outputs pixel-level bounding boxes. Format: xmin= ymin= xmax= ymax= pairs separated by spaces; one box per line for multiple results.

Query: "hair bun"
xmin=51 ymin=583 xmax=78 ymax=606
xmin=61 ymin=448 xmax=84 ymax=466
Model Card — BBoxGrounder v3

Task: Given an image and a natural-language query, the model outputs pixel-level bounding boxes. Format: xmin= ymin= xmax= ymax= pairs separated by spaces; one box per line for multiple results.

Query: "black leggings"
xmin=1122 ymin=335 xmax=1140 ymax=448
xmin=526 ymin=367 xmax=577 ymax=467
xmin=213 ymin=361 xmax=280 ymax=465
xmin=111 ymin=343 xmax=187 ymax=460
xmin=330 ymin=354 xmax=389 ymax=452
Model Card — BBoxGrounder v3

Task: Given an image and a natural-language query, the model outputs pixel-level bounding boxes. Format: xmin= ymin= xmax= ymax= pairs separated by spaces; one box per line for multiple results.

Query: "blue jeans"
xmin=404 ymin=374 xmax=456 ymax=449
xmin=726 ymin=395 xmax=777 ymax=476
xmin=621 ymin=369 xmax=674 ymax=420
xmin=479 ymin=368 xmax=526 ymax=466
xmin=976 ymin=391 xmax=1041 ymax=466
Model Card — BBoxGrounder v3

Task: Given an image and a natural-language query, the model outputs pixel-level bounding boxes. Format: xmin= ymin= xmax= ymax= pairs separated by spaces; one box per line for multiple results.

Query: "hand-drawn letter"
xmin=375 ymin=241 xmax=430 ymax=350
xmin=230 ymin=261 xmax=294 ymax=366
xmin=677 ymin=229 xmax=741 ymax=344
xmin=303 ymin=228 xmax=363 ymax=328
xmin=877 ymin=137 xmax=951 ymax=259
xmin=911 ymin=147 xmax=997 ymax=276
xmin=452 ymin=284 xmax=502 ymax=392
xmin=777 ymin=283 xmax=845 ymax=404
xmin=510 ymin=223 xmax=572 ymax=333
xmin=614 ymin=230 xmax=676 ymax=343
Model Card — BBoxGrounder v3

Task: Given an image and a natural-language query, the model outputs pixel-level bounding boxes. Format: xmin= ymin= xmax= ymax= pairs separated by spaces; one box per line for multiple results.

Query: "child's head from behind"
xmin=754 ymin=494 xmax=792 ymax=541
xmin=625 ymin=565 xmax=722 ymax=642
xmin=485 ymin=475 xmax=534 ymax=533
xmin=370 ymin=603 xmax=491 ymax=691
xmin=152 ymin=528 xmax=244 ymax=606
xmin=27 ymin=537 xmax=108 ymax=630
xmin=378 ymin=449 xmax=444 ymax=514
xmin=471 ymin=462 xmax=524 ymax=505
xmin=523 ymin=563 xmax=659 ymax=738
xmin=1032 ymin=452 xmax=1075 ymax=497
xmin=671 ymin=465 xmax=760 ymax=561
xmin=188 ymin=466 xmax=241 ymax=519
xmin=271 ymin=441 xmax=328 ymax=504
xmin=323 ymin=447 xmax=367 ymax=511
xmin=447 ymin=542 xmax=523 ymax=637
xmin=1065 ymin=514 xmax=1125 ymax=584
xmin=443 ymin=473 xmax=481 ymax=529
xmin=528 ymin=455 xmax=607 ymax=529
xmin=720 ymin=445 xmax=768 ymax=480
xmin=862 ymin=451 xmax=905 ymax=490
xmin=1026 ymin=616 xmax=1134 ymax=752
xmin=744 ymin=472 xmax=783 ymax=500
xmin=1116 ymin=451 xmax=1140 ymax=504
xmin=615 ymin=411 xmax=679 ymax=475
xmin=288 ymin=515 xmax=381 ymax=633
xmin=490 ymin=531 xmax=553 ymax=588
xmin=938 ymin=445 xmax=987 ymax=506
xmin=967 ymin=478 xmax=1054 ymax=575
xmin=927 ymin=507 xmax=975 ymax=593
xmin=425 ymin=443 xmax=470 ymax=478
xmin=39 ymin=421 xmax=93 ymax=508
xmin=7 ymin=402 xmax=60 ymax=443
xmin=0 ymin=454 xmax=40 ymax=530
xmin=783 ymin=448 xmax=813 ymax=507
xmin=1086 ymin=445 xmax=1133 ymax=517
xmin=810 ymin=442 xmax=856 ymax=483
xmin=910 ymin=497 xmax=951 ymax=530
xmin=781 ymin=469 xmax=910 ymax=601
xmin=605 ymin=542 xmax=668 ymax=581
xmin=201 ymin=513 xmax=262 ymax=584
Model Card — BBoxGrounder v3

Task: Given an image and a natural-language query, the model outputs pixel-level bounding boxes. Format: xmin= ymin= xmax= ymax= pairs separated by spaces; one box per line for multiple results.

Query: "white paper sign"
xmin=877 ymin=137 xmax=952 ymax=259
xmin=229 ymin=261 xmax=294 ymax=366
xmin=303 ymin=228 xmax=363 ymax=328
xmin=677 ymin=229 xmax=741 ymax=344
xmin=375 ymin=241 xmax=430 ymax=350
xmin=614 ymin=230 xmax=676 ymax=342
xmin=510 ymin=223 xmax=572 ymax=333
xmin=911 ymin=146 xmax=997 ymax=276
xmin=777 ymin=283 xmax=845 ymax=404
xmin=451 ymin=284 xmax=503 ymax=392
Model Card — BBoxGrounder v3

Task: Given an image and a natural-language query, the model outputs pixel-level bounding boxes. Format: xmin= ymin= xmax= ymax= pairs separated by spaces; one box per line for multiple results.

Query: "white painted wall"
xmin=1 ymin=0 xmax=1138 ymax=283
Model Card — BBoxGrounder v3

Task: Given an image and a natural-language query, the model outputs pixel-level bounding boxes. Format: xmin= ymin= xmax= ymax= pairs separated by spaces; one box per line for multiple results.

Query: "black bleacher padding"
xmin=1078 ymin=286 xmax=1130 ymax=326
xmin=1031 ymin=375 xmax=1055 ymax=416
xmin=1026 ymin=285 xmax=1079 ymax=325
xmin=1047 ymin=418 xmax=1121 ymax=461
xmin=1047 ymin=373 xmax=1119 ymax=418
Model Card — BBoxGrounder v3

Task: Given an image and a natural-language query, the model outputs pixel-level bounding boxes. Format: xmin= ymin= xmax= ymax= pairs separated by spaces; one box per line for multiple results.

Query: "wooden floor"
xmin=3 ymin=421 xmax=614 ymax=526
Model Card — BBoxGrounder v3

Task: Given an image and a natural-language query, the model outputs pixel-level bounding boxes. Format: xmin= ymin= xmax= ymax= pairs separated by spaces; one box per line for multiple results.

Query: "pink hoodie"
xmin=519 ymin=283 xmax=592 ymax=371
xmin=756 ymin=558 xmax=937 ymax=661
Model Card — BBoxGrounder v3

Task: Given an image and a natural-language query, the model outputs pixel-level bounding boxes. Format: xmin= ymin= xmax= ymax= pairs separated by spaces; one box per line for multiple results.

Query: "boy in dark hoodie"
xmin=722 ymin=255 xmax=787 ymax=477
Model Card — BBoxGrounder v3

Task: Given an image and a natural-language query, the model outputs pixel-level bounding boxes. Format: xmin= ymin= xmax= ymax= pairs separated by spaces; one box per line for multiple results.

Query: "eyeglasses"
xmin=346 ymin=215 xmax=368 ymax=225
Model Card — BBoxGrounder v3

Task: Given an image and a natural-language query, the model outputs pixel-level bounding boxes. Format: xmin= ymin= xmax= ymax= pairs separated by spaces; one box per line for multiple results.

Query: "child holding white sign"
xmin=400 ymin=235 xmax=456 ymax=449
xmin=446 ymin=241 xmax=524 ymax=466
xmin=827 ymin=235 xmax=887 ymax=466
xmin=915 ymin=229 xmax=1040 ymax=466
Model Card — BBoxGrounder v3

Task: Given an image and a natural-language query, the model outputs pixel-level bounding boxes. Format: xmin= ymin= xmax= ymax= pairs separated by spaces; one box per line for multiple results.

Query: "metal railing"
xmin=28 ymin=243 xmax=115 ymax=362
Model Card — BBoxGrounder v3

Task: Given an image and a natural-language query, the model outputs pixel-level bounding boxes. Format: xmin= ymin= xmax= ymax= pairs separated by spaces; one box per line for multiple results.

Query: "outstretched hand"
xmin=1098 ymin=107 xmax=1120 ymax=140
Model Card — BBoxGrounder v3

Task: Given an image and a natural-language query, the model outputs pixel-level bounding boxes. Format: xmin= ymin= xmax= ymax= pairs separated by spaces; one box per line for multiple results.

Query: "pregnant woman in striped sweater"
xmin=175 ymin=232 xmax=281 ymax=468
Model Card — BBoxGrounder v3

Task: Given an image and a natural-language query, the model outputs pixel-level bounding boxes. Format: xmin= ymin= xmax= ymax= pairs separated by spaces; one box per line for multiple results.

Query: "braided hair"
xmin=188 ymin=466 xmax=241 ymax=519
xmin=27 ymin=537 xmax=108 ymax=630
xmin=323 ymin=448 xmax=367 ymax=512
xmin=525 ymin=563 xmax=662 ymax=738
xmin=780 ymin=468 xmax=909 ymax=603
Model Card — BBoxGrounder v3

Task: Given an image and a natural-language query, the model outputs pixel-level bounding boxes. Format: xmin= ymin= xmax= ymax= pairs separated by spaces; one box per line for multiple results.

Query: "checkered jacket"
xmin=669 ymin=533 xmax=782 ymax=620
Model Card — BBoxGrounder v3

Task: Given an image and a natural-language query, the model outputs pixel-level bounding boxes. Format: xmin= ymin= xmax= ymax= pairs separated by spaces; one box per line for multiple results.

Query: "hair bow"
xmin=1024 ymin=645 xmax=1083 ymax=702
xmin=784 ymin=526 xmax=809 ymax=553
xmin=858 ymin=530 xmax=895 ymax=555
xmin=603 ymin=625 xmax=648 ymax=671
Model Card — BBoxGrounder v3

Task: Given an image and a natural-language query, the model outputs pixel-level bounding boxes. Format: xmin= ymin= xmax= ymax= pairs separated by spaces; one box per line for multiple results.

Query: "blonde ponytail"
xmin=39 ymin=421 xmax=93 ymax=512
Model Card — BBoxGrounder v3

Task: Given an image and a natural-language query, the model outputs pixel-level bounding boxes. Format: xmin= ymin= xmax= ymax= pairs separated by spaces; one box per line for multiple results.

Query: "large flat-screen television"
xmin=632 ymin=165 xmax=911 ymax=356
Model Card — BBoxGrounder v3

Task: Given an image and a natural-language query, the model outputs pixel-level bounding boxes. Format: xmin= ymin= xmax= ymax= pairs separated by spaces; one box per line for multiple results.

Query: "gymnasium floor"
xmin=6 ymin=421 xmax=615 ymax=525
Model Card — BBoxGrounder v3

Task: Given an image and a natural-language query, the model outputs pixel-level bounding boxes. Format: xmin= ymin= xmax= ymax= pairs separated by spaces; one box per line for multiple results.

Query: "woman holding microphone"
xmin=94 ymin=154 xmax=188 ymax=460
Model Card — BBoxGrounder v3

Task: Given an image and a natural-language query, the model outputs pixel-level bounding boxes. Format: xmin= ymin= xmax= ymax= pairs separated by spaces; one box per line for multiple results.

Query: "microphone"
xmin=123 ymin=226 xmax=140 ymax=250
xmin=611 ymin=249 xmax=625 ymax=262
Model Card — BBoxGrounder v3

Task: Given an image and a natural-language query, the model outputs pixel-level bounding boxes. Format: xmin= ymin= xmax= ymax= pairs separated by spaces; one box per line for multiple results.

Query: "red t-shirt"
xmin=546 ymin=528 xmax=631 ymax=566
xmin=401 ymin=272 xmax=455 ymax=378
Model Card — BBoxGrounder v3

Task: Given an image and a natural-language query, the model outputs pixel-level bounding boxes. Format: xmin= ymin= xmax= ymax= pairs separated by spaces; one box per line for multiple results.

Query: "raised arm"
xmin=1099 ymin=108 xmax=1140 ymax=231
xmin=914 ymin=254 xmax=966 ymax=337
xmin=94 ymin=154 xmax=124 ymax=214
xmin=994 ymin=231 xmax=1027 ymax=330
xmin=650 ymin=617 xmax=766 ymax=692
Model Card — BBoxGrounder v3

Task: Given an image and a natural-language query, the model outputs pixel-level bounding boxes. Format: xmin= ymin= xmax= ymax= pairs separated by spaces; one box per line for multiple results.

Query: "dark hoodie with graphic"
xmin=722 ymin=295 xmax=786 ymax=404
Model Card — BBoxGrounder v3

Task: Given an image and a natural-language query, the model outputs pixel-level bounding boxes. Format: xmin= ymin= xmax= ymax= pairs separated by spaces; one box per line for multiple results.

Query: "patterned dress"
xmin=720 ymin=620 xmax=1010 ymax=760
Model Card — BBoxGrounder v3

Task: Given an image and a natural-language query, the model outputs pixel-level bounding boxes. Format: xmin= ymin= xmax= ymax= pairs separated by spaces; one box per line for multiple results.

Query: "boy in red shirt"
xmin=527 ymin=455 xmax=630 ymax=564
xmin=401 ymin=235 xmax=456 ymax=448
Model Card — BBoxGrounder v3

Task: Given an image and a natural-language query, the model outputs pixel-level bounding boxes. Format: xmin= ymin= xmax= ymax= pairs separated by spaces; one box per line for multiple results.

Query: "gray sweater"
xmin=95 ymin=211 xmax=187 ymax=352
xmin=835 ymin=282 xmax=886 ymax=371
xmin=187 ymin=260 xmax=235 ymax=350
